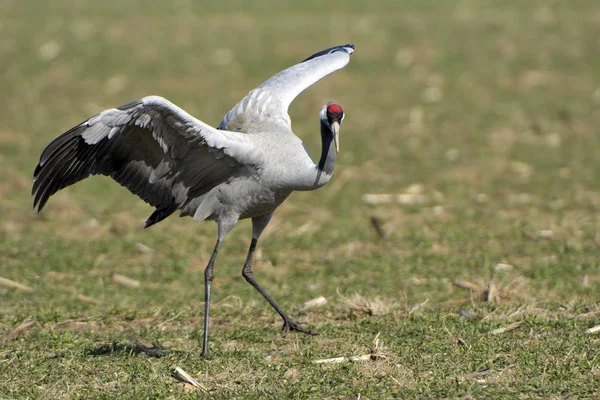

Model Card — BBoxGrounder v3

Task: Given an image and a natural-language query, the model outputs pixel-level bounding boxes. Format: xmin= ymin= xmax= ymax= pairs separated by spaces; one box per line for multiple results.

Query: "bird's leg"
xmin=200 ymin=218 xmax=236 ymax=359
xmin=242 ymin=216 xmax=317 ymax=336
xmin=201 ymin=237 xmax=222 ymax=359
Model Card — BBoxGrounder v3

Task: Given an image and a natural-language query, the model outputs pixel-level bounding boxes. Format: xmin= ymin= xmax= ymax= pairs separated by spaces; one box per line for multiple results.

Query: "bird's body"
xmin=180 ymin=132 xmax=327 ymax=222
xmin=33 ymin=44 xmax=354 ymax=357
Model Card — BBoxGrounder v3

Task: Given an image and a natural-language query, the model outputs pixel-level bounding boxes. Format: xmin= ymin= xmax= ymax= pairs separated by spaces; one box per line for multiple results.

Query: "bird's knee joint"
xmin=204 ymin=268 xmax=215 ymax=282
xmin=242 ymin=266 xmax=253 ymax=280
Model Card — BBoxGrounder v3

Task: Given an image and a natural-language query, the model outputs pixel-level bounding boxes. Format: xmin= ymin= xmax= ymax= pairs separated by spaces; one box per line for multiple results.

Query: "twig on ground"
xmin=585 ymin=325 xmax=600 ymax=334
xmin=76 ymin=293 xmax=101 ymax=305
xmin=0 ymin=276 xmax=33 ymax=292
xmin=486 ymin=281 xmax=497 ymax=303
xmin=298 ymin=296 xmax=327 ymax=310
xmin=453 ymin=277 xmax=528 ymax=303
xmin=491 ymin=321 xmax=523 ymax=335
xmin=370 ymin=216 xmax=387 ymax=239
xmin=111 ymin=273 xmax=140 ymax=288
xmin=408 ymin=298 xmax=429 ymax=315
xmin=6 ymin=319 xmax=39 ymax=341
xmin=157 ymin=311 xmax=185 ymax=328
xmin=363 ymin=193 xmax=428 ymax=205
xmin=216 ymin=295 xmax=243 ymax=309
xmin=135 ymin=242 xmax=155 ymax=253
xmin=313 ymin=332 xmax=388 ymax=364
xmin=313 ymin=354 xmax=375 ymax=364
xmin=171 ymin=366 xmax=208 ymax=392
xmin=453 ymin=280 xmax=482 ymax=292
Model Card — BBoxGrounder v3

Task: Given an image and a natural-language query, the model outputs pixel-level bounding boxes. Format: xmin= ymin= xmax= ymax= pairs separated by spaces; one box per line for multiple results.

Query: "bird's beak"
xmin=332 ymin=121 xmax=340 ymax=153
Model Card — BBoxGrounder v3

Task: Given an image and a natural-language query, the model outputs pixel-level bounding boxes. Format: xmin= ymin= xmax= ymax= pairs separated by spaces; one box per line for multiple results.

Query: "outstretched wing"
xmin=218 ymin=44 xmax=354 ymax=134
xmin=33 ymin=96 xmax=259 ymax=226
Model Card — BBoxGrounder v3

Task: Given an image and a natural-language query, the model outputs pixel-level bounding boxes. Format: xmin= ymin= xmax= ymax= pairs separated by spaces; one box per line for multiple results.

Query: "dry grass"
xmin=337 ymin=291 xmax=399 ymax=317
xmin=453 ymin=276 xmax=531 ymax=304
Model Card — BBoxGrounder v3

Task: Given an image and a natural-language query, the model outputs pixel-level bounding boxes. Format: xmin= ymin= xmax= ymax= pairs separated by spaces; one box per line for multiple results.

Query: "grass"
xmin=1 ymin=0 xmax=600 ymax=398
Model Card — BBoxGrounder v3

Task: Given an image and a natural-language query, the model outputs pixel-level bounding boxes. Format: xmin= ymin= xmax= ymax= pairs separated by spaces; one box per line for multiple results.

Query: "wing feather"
xmin=33 ymin=96 xmax=259 ymax=225
xmin=219 ymin=44 xmax=354 ymax=133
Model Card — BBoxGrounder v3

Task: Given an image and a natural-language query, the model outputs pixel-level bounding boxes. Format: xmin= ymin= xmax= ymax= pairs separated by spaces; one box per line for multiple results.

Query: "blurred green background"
xmin=1 ymin=1 xmax=599 ymax=398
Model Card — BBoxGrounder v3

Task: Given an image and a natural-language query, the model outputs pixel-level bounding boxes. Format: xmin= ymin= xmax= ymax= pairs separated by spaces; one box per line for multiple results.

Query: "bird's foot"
xmin=281 ymin=317 xmax=318 ymax=337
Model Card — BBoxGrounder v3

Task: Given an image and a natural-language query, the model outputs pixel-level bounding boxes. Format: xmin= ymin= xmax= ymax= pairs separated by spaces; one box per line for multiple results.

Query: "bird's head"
xmin=320 ymin=103 xmax=344 ymax=153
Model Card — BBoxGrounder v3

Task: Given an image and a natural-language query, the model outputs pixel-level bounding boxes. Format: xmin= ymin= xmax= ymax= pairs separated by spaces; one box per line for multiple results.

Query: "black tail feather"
xmin=144 ymin=202 xmax=178 ymax=228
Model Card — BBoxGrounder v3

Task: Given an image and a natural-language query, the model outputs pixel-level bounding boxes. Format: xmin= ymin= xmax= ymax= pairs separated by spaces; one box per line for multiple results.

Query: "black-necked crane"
xmin=32 ymin=44 xmax=354 ymax=358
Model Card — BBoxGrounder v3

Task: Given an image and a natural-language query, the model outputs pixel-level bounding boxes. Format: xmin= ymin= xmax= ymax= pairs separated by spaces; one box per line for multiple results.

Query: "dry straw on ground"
xmin=585 ymin=325 xmax=600 ymax=334
xmin=0 ymin=276 xmax=32 ymax=292
xmin=453 ymin=276 xmax=530 ymax=304
xmin=490 ymin=321 xmax=523 ymax=335
xmin=111 ymin=273 xmax=141 ymax=288
xmin=337 ymin=291 xmax=398 ymax=316
xmin=171 ymin=366 xmax=208 ymax=392
xmin=298 ymin=296 xmax=328 ymax=310
xmin=313 ymin=332 xmax=388 ymax=365
xmin=6 ymin=319 xmax=39 ymax=341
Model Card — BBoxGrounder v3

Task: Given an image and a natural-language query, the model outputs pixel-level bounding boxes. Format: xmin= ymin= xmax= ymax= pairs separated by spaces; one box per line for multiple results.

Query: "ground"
xmin=1 ymin=0 xmax=600 ymax=398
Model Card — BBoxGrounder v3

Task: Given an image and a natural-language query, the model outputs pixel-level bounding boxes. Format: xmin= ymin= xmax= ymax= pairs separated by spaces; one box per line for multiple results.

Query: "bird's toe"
xmin=281 ymin=318 xmax=318 ymax=336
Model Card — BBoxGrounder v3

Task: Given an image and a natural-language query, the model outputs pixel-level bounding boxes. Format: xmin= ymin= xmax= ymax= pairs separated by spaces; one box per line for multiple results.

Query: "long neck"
xmin=292 ymin=119 xmax=338 ymax=191
xmin=317 ymin=119 xmax=337 ymax=176
xmin=305 ymin=119 xmax=337 ymax=189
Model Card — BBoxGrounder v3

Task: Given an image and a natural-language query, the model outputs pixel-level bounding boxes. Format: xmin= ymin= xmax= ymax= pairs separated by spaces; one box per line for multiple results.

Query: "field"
xmin=1 ymin=0 xmax=600 ymax=398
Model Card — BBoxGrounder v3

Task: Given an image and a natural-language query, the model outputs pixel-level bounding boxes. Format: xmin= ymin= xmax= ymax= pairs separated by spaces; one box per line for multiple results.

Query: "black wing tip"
xmin=31 ymin=175 xmax=50 ymax=212
xmin=302 ymin=44 xmax=355 ymax=63
xmin=144 ymin=203 xmax=178 ymax=228
xmin=32 ymin=191 xmax=45 ymax=213
xmin=32 ymin=166 xmax=43 ymax=211
xmin=31 ymin=128 xmax=88 ymax=214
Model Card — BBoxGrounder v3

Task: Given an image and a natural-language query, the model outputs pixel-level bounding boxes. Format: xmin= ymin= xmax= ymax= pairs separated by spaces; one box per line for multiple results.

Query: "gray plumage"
xmin=32 ymin=43 xmax=354 ymax=358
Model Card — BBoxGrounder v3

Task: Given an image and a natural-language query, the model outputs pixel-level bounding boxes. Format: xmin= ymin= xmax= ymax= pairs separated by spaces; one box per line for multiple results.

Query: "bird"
xmin=32 ymin=43 xmax=354 ymax=358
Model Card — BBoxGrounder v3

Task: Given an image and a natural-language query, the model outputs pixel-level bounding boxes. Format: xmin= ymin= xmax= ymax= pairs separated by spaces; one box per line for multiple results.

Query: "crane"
xmin=32 ymin=43 xmax=354 ymax=358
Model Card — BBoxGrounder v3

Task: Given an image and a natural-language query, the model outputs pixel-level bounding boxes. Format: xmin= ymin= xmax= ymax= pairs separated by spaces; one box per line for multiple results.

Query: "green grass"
xmin=2 ymin=0 xmax=600 ymax=398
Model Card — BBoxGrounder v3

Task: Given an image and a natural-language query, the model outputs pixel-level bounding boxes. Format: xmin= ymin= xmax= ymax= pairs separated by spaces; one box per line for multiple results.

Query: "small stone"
xmin=135 ymin=243 xmax=155 ymax=253
xmin=446 ymin=148 xmax=459 ymax=161
xmin=394 ymin=49 xmax=414 ymax=68
xmin=545 ymin=133 xmax=561 ymax=148
xmin=476 ymin=193 xmax=488 ymax=204
xmin=494 ymin=263 xmax=513 ymax=271
xmin=405 ymin=183 xmax=425 ymax=194
xmin=421 ymin=86 xmax=443 ymax=103
xmin=39 ymin=40 xmax=61 ymax=61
